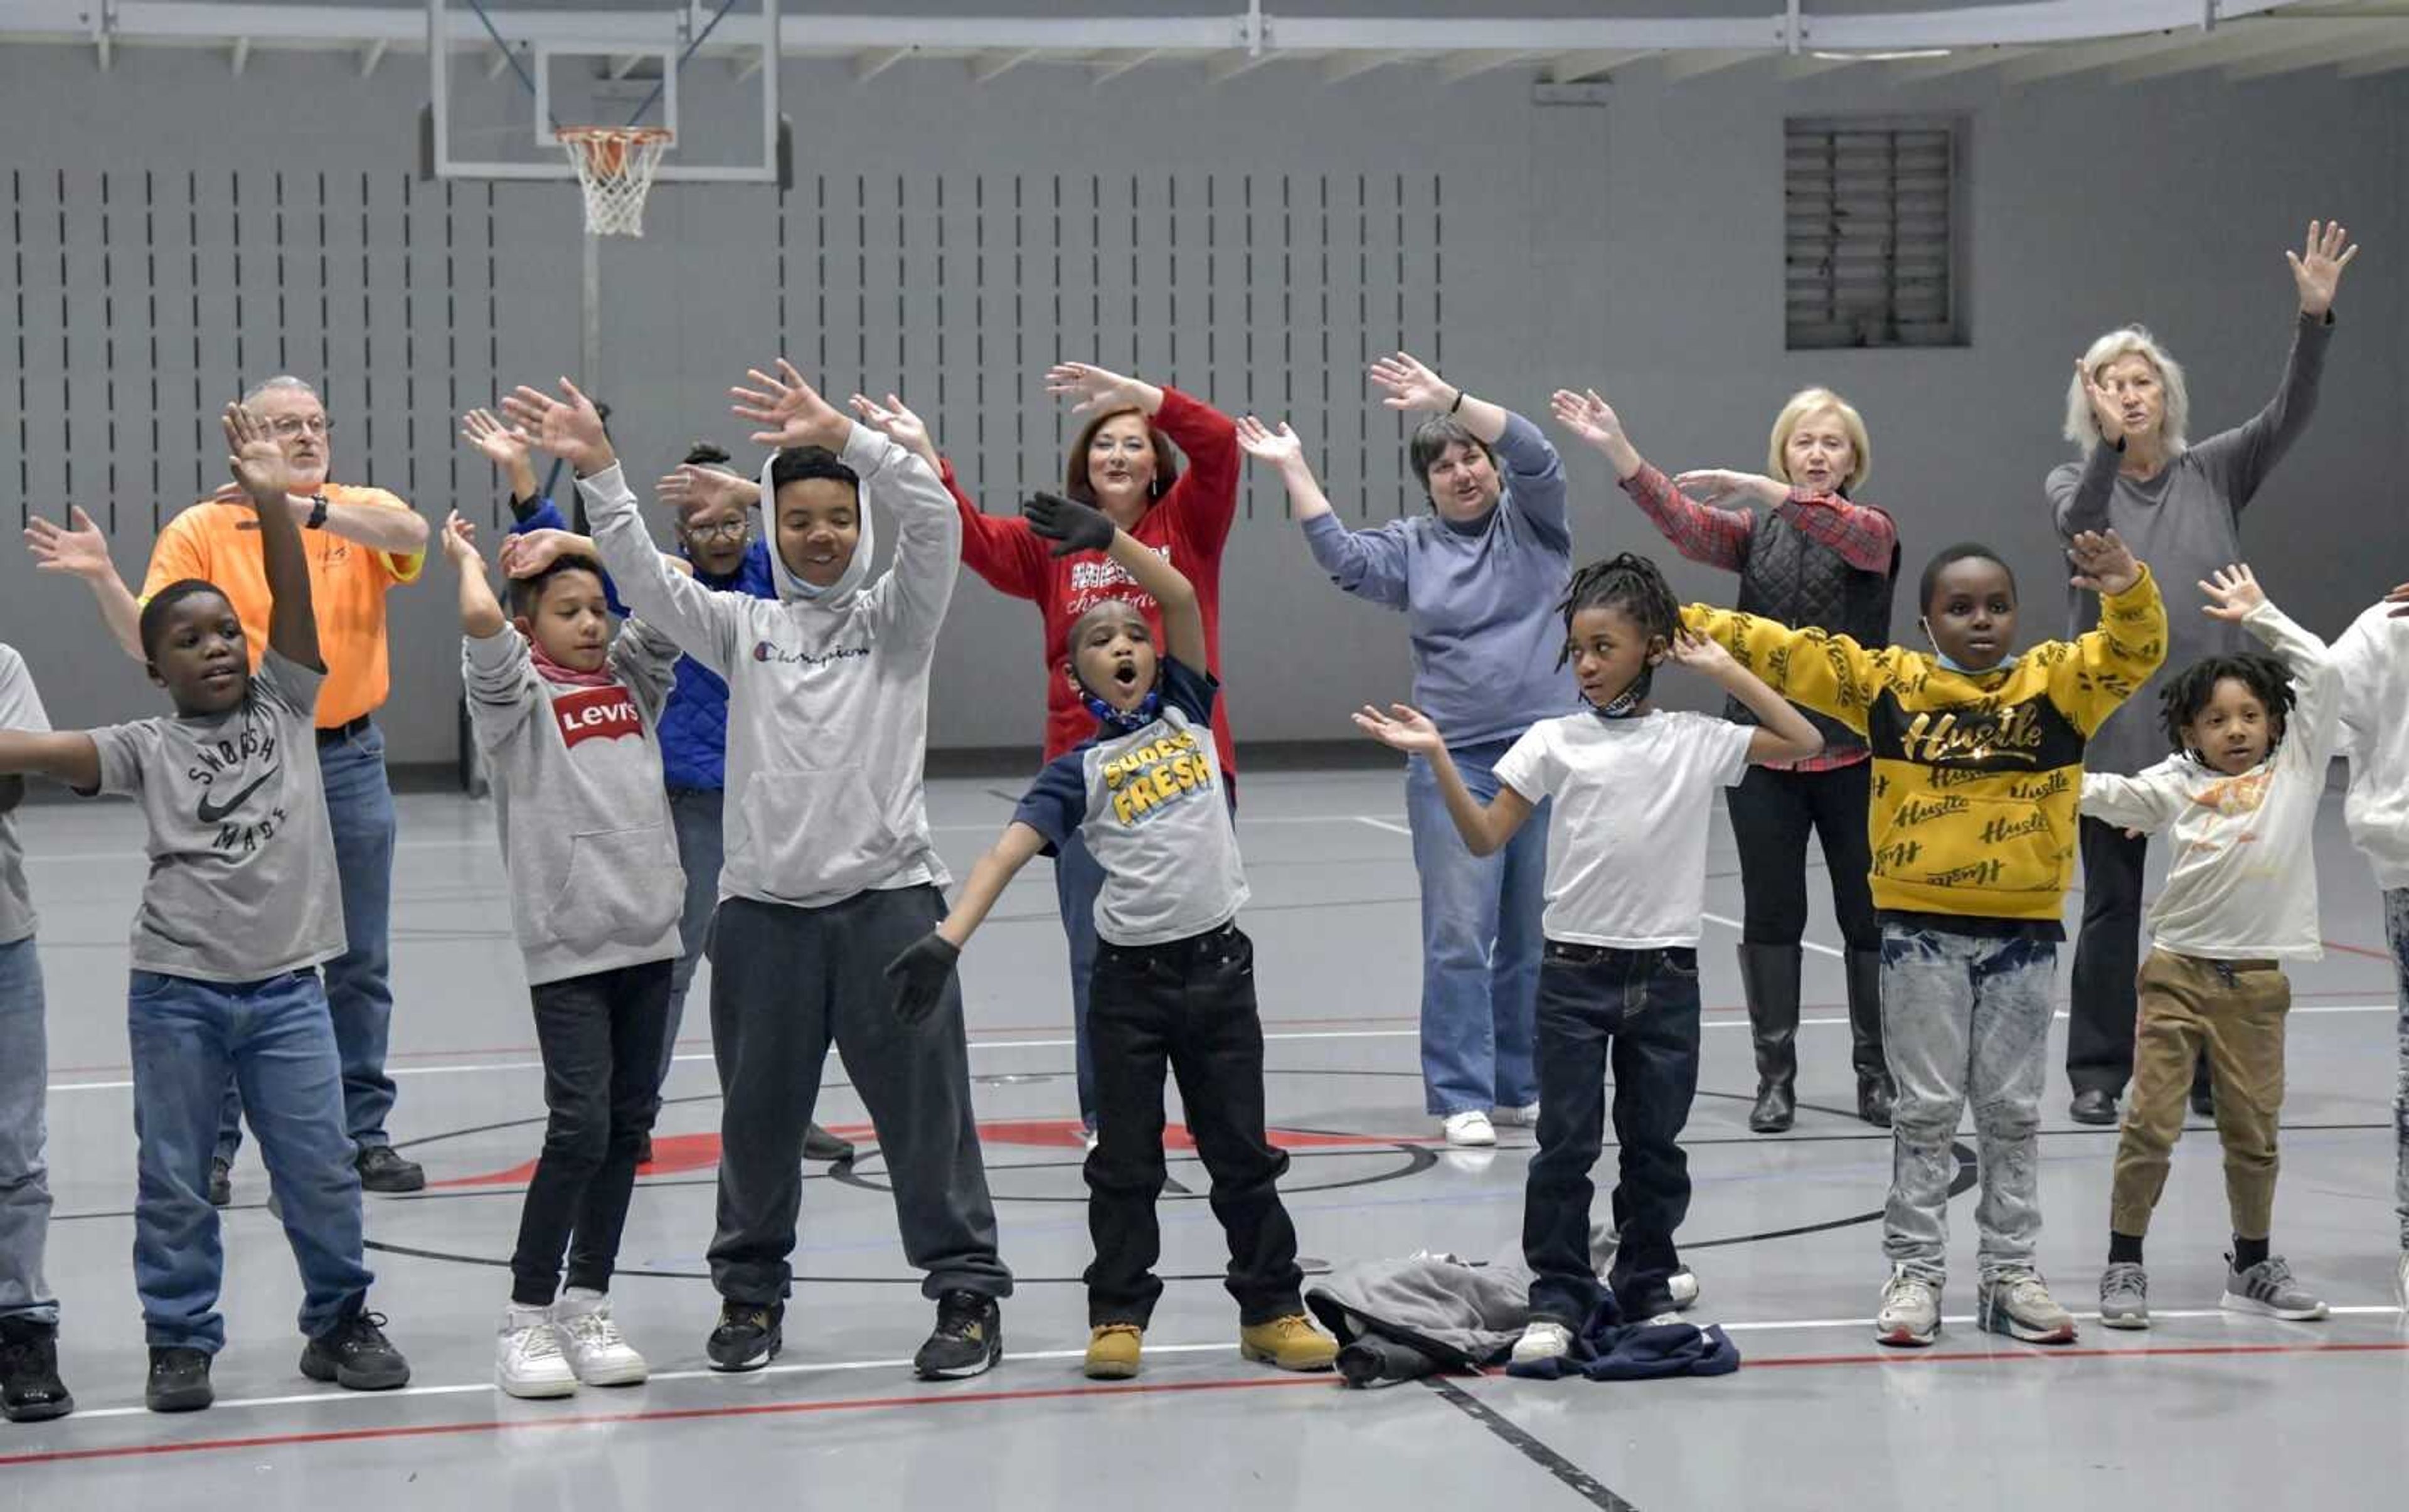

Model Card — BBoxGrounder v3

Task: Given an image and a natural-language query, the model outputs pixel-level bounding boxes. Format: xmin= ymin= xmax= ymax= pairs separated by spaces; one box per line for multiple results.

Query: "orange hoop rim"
xmin=558 ymin=125 xmax=674 ymax=176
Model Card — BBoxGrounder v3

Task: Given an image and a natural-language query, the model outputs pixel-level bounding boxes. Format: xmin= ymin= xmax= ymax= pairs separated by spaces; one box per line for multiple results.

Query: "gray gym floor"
xmin=4 ymin=767 xmax=2405 ymax=1508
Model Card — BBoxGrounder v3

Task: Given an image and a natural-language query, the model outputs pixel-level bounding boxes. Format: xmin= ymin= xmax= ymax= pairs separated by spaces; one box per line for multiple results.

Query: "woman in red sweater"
xmin=851 ymin=366 xmax=1240 ymax=1142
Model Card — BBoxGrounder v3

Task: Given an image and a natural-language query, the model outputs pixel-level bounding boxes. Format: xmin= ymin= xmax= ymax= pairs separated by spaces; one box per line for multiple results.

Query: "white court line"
xmin=1352 ymin=816 xmax=1414 ymax=837
xmin=53 ymin=1307 xmax=2409 ymax=1424
xmin=46 ymin=1008 xmax=2401 ymax=1093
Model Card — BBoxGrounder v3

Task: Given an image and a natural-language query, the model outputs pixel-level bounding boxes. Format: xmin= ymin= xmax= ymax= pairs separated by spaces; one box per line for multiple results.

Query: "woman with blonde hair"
xmin=2054 ymin=218 xmax=2358 ymax=1130
xmin=1554 ymin=384 xmax=1899 ymax=1134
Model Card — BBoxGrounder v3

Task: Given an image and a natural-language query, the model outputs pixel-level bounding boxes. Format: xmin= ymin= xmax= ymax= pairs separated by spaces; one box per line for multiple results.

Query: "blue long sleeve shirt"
xmin=508 ymin=495 xmax=775 ymax=790
xmin=1302 ymin=412 xmax=1577 ymax=748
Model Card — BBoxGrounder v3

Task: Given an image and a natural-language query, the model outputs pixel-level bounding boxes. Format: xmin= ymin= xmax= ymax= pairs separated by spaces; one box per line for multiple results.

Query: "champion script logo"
xmin=751 ymin=640 xmax=871 ymax=669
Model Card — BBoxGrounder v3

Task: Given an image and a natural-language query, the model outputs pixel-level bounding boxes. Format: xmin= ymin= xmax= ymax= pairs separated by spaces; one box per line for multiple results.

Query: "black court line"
xmin=1423 ymin=1376 xmax=1639 ymax=1511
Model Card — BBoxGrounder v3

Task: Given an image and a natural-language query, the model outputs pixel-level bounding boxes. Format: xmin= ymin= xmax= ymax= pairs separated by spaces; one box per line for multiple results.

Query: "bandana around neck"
xmin=529 ymin=637 xmax=618 ymax=689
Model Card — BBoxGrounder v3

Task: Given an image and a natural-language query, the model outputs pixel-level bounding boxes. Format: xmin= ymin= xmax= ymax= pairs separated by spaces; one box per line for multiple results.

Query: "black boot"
xmin=1846 ymin=947 xmax=1895 ymax=1128
xmin=0 ymin=1318 xmax=73 ymax=1424
xmin=1739 ymin=944 xmax=1802 ymax=1134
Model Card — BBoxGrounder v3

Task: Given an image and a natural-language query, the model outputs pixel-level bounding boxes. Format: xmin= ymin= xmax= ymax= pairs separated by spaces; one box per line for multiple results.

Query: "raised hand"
xmin=2077 ymin=359 xmax=2125 ymax=445
xmin=1368 ymin=351 xmax=1454 ymax=414
xmin=1233 ymin=415 xmax=1306 ymax=469
xmin=23 ymin=506 xmax=115 ymax=582
xmin=222 ymin=403 xmax=290 ymax=506
xmin=1352 ymin=702 xmax=1445 ymax=755
xmin=460 ymin=407 xmax=533 ymax=468
xmin=730 ymin=359 xmax=848 ymax=450
xmin=2068 ymin=528 xmax=2141 ymax=597
xmin=499 ymin=378 xmax=615 ymax=476
xmin=1672 ymin=469 xmax=1788 ymax=508
xmin=2286 ymin=218 xmax=2359 ymax=318
xmin=848 ymin=391 xmax=936 ymax=464
xmin=1662 ymin=628 xmax=1733 ymax=678
xmin=1044 ymin=361 xmax=1161 ymax=417
xmin=499 ymin=527 xmax=582 ymax=580
xmin=2386 ymin=581 xmax=2409 ymax=620
xmin=884 ymin=932 xmax=962 ymax=1027
xmin=1548 ymin=388 xmax=1627 ymax=450
xmin=1021 ymin=491 xmax=1117 ymax=558
xmin=2198 ymin=562 xmax=2267 ymax=623
xmin=439 ymin=510 xmax=484 ymax=570
xmin=657 ymin=464 xmax=757 ymax=514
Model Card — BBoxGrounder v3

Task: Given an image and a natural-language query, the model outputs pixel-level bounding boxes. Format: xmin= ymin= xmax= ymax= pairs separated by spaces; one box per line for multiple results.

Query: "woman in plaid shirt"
xmin=1553 ymin=386 xmax=1900 ymax=1135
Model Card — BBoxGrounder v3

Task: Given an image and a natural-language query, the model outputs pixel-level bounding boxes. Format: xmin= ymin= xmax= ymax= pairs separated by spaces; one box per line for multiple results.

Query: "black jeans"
xmin=2070 ymin=817 xmax=2147 ymax=1095
xmin=1524 ymin=942 xmax=1702 ymax=1326
xmin=509 ymin=959 xmax=673 ymax=1306
xmin=1726 ymin=760 xmax=1880 ymax=950
xmin=705 ymin=888 xmax=1012 ymax=1306
xmin=1085 ymin=923 xmax=1304 ymax=1327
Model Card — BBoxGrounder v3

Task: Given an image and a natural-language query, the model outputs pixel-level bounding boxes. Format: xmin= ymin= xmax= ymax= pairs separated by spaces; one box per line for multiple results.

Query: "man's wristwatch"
xmin=305 ymin=494 xmax=330 ymax=530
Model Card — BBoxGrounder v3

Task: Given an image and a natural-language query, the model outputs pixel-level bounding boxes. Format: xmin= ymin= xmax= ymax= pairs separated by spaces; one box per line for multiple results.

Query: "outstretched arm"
xmin=938 ymin=822 xmax=1050 ymax=950
xmin=0 ymin=731 xmax=100 ymax=791
xmin=1021 ymin=491 xmax=1204 ymax=670
xmin=1237 ymin=416 xmax=1411 ymax=610
xmin=1552 ymin=388 xmax=1752 ymax=572
xmin=1353 ymin=704 xmax=1533 ymax=856
xmin=23 ymin=508 xmax=145 ymax=660
xmin=223 ymin=404 xmax=321 ymax=671
xmin=1680 ymin=604 xmax=1886 ymax=736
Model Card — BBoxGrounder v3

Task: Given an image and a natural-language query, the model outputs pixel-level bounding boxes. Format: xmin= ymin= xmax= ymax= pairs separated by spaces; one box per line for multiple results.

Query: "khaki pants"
xmin=2107 ymin=949 xmax=2290 ymax=1240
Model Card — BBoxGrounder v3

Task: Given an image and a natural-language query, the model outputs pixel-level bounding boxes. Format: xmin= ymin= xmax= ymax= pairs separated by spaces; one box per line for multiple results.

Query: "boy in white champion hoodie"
xmin=2327 ymin=576 xmax=2409 ymax=1309
xmin=2077 ymin=566 xmax=2341 ymax=1329
xmin=442 ymin=508 xmax=686 ymax=1400
xmin=503 ymin=370 xmax=1012 ymax=1382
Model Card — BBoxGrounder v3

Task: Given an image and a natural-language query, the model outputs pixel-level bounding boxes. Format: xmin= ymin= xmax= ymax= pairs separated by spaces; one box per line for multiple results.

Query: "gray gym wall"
xmin=2 ymin=42 xmax=2402 ymax=767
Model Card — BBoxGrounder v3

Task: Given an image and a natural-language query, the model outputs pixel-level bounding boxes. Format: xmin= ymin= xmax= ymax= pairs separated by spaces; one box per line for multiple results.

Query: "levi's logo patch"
xmin=553 ymin=685 xmax=642 ymax=748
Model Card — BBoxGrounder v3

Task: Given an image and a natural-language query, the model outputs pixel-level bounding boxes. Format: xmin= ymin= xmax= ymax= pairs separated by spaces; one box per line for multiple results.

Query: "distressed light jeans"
xmin=1879 ymin=923 xmax=2056 ymax=1287
xmin=2387 ymin=888 xmax=2409 ymax=1250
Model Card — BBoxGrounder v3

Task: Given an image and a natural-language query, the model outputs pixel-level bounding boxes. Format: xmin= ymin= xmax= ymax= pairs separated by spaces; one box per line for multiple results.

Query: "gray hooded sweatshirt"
xmin=462 ymin=617 xmax=686 ymax=986
xmin=578 ymin=422 xmax=960 ymax=909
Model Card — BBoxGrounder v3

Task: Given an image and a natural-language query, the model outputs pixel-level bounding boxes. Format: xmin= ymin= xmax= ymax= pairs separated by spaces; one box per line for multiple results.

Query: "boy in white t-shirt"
xmin=1356 ymin=553 xmax=1822 ymax=1364
xmin=2078 ymin=566 xmax=2341 ymax=1329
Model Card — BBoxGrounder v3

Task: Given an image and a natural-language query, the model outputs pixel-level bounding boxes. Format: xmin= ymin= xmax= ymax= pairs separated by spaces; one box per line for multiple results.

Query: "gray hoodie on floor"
xmin=462 ymin=619 xmax=686 ymax=986
xmin=578 ymin=422 xmax=959 ymax=910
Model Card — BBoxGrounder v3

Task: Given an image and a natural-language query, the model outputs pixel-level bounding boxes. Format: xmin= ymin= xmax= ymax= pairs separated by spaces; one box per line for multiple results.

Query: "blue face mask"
xmin=1923 ymin=620 xmax=2015 ymax=678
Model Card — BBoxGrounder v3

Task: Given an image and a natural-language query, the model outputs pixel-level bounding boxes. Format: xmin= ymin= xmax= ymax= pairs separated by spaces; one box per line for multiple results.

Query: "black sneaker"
xmin=913 ymin=1291 xmax=1002 ymax=1380
xmin=0 ymin=1319 xmax=73 ymax=1423
xmin=144 ymin=1346 xmax=214 ymax=1414
xmin=803 ymin=1123 xmax=856 ymax=1164
xmin=2068 ymin=1089 xmax=2119 ymax=1126
xmin=706 ymin=1301 xmax=784 ymax=1373
xmin=207 ymin=1156 xmax=233 ymax=1208
xmin=299 ymin=1309 xmax=411 ymax=1391
xmin=355 ymin=1146 xmax=425 ymax=1194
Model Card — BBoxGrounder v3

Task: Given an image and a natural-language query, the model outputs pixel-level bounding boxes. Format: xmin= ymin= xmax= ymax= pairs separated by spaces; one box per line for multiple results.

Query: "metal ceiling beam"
xmin=1886 ymin=45 xmax=2039 ymax=79
xmin=359 ymin=37 xmax=388 ymax=77
xmin=1089 ymin=48 xmax=1163 ymax=85
xmin=1659 ymin=46 xmax=1773 ymax=81
xmin=1545 ymin=48 xmax=1650 ymax=82
xmin=971 ymin=48 xmax=1040 ymax=83
xmin=851 ymin=46 xmax=911 ymax=82
xmin=2223 ymin=21 xmax=2409 ymax=76
xmin=2108 ymin=17 xmax=2346 ymax=79
xmin=1435 ymin=50 xmax=1539 ymax=83
xmin=228 ymin=35 xmax=248 ymax=75
xmin=1323 ymin=49 xmax=1408 ymax=82
xmin=2334 ymin=39 xmax=2409 ymax=73
xmin=1994 ymin=28 xmax=2198 ymax=83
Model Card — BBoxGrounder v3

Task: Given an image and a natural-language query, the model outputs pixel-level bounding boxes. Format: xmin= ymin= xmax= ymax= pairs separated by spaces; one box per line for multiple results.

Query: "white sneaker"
xmin=1441 ymin=1110 xmax=1497 ymax=1147
xmin=1510 ymin=1319 xmax=1572 ymax=1365
xmin=553 ymin=1289 xmax=649 ymax=1387
xmin=1667 ymin=1265 xmax=1701 ymax=1311
xmin=496 ymin=1306 xmax=578 ymax=1398
xmin=1080 ymin=1124 xmax=1100 ymax=1154
xmin=1492 ymin=1103 xmax=1541 ymax=1128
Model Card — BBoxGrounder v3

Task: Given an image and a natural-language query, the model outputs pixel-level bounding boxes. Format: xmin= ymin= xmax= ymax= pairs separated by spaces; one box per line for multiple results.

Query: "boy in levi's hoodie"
xmin=441 ymin=509 xmax=684 ymax=1400
xmin=503 ymin=370 xmax=1013 ymax=1384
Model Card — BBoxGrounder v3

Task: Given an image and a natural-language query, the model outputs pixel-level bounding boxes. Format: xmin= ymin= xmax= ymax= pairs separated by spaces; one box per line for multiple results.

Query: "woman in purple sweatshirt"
xmin=1239 ymin=353 xmax=1570 ymax=1147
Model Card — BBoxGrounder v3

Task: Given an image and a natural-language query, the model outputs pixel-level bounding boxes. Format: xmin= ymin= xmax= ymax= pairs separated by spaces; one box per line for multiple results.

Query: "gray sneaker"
xmin=1977 ymin=1270 xmax=2077 ymax=1344
xmin=1874 ymin=1267 xmax=1940 ymax=1348
xmin=2098 ymin=1262 xmax=2150 ymax=1330
xmin=2220 ymin=1255 xmax=2329 ymax=1321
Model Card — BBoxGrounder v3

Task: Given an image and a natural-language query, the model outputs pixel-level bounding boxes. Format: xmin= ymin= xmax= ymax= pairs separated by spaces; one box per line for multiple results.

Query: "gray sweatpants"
xmin=0 ymin=936 xmax=55 ymax=1328
xmin=1878 ymin=922 xmax=2056 ymax=1288
xmin=705 ymin=886 xmax=1013 ymax=1306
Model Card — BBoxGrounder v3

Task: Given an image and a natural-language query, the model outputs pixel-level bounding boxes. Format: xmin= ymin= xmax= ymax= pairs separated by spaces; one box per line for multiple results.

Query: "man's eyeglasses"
xmin=683 ymin=519 xmax=748 ymax=543
xmin=267 ymin=415 xmax=334 ymax=439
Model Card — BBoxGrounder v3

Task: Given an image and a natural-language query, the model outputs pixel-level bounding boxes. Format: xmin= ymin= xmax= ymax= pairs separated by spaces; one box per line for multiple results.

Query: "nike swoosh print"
xmin=195 ymin=771 xmax=275 ymax=825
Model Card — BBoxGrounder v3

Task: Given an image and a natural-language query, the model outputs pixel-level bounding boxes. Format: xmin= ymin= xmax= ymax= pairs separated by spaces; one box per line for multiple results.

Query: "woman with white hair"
xmin=1553 ymin=385 xmax=1900 ymax=1134
xmin=2055 ymin=220 xmax=2359 ymax=1129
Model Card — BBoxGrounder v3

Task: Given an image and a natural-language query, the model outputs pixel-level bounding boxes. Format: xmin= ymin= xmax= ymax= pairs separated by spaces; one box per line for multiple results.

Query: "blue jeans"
xmin=2386 ymin=888 xmax=2409 ymax=1248
xmin=129 ymin=969 xmax=375 ymax=1352
xmin=1523 ymin=943 xmax=1702 ymax=1324
xmin=0 ymin=938 xmax=55 ymax=1328
xmin=1406 ymin=742 xmax=1545 ymax=1116
xmin=657 ymin=784 xmax=726 ymax=1095
xmin=218 ymin=723 xmax=398 ymax=1161
xmin=1878 ymin=924 xmax=2056 ymax=1287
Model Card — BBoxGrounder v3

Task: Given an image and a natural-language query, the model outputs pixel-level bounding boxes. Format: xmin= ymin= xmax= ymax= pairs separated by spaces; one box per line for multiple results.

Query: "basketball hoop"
xmin=559 ymin=126 xmax=673 ymax=238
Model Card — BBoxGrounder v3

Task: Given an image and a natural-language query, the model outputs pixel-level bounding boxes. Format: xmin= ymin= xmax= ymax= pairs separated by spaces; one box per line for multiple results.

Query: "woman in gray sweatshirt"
xmin=503 ymin=366 xmax=1014 ymax=1385
xmin=2053 ymin=218 xmax=2358 ymax=1128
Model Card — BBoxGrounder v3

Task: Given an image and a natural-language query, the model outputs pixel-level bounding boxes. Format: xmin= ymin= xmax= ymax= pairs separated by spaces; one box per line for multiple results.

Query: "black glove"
xmin=1021 ymin=490 xmax=1117 ymax=558
xmin=885 ymin=932 xmax=962 ymax=1026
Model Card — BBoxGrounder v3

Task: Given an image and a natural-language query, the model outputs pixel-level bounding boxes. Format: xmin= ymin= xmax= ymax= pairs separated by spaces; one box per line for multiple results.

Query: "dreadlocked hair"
xmin=2157 ymin=651 xmax=2296 ymax=759
xmin=1555 ymin=552 xmax=1680 ymax=669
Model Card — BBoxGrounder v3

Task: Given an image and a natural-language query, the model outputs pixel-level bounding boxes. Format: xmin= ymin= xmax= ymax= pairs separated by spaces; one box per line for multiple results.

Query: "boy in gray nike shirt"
xmin=0 ymin=406 xmax=407 ymax=1414
xmin=888 ymin=490 xmax=1336 ymax=1383
xmin=442 ymin=508 xmax=684 ymax=1398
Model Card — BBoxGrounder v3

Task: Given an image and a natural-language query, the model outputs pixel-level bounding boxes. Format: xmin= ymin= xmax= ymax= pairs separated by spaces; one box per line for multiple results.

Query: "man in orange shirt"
xmin=27 ymin=376 xmax=431 ymax=1198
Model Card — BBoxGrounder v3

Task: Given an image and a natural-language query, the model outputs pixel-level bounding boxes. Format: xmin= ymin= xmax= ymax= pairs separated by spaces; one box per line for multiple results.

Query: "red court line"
xmin=2324 ymin=939 xmax=2395 ymax=962
xmin=9 ymin=1338 xmax=2408 ymax=1469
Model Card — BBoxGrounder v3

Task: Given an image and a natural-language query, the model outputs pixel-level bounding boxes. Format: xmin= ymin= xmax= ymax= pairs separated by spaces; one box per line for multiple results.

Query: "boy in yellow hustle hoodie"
xmin=1685 ymin=529 xmax=2164 ymax=1348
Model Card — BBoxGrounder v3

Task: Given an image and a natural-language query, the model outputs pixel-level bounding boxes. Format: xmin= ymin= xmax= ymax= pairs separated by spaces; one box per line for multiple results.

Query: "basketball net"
xmin=560 ymin=127 xmax=673 ymax=238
